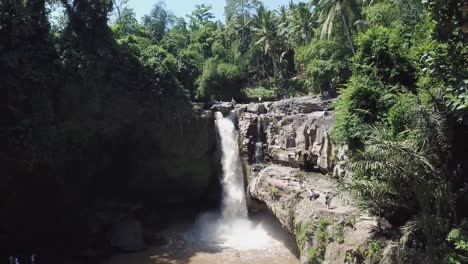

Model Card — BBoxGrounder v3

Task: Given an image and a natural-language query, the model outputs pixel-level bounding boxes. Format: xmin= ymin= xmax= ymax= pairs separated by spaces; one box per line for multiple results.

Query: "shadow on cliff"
xmin=0 ymin=1 xmax=221 ymax=261
xmin=250 ymin=204 xmax=301 ymax=258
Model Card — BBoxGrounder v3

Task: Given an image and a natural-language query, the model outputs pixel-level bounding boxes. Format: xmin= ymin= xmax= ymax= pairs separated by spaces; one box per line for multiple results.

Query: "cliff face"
xmin=236 ymin=96 xmax=411 ymax=264
xmin=0 ymin=70 xmax=220 ymax=255
xmin=249 ymin=165 xmax=380 ymax=264
xmin=0 ymin=7 xmax=222 ymax=256
xmin=1 ymin=94 xmax=221 ymax=256
xmin=235 ymin=96 xmax=346 ymax=176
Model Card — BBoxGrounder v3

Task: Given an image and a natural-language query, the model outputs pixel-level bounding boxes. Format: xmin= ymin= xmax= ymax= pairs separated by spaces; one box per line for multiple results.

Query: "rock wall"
xmin=236 ymin=96 xmax=407 ymax=264
xmin=249 ymin=165 xmax=383 ymax=264
xmin=235 ymin=96 xmax=346 ymax=175
xmin=0 ymin=99 xmax=221 ymax=257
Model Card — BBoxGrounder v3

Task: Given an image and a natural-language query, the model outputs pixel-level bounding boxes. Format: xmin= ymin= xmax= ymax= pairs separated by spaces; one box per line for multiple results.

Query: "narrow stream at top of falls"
xmin=106 ymin=111 xmax=299 ymax=264
xmin=255 ymin=115 xmax=264 ymax=163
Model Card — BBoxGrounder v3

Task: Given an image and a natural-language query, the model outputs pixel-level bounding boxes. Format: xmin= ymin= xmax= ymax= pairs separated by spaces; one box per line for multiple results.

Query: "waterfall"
xmin=187 ymin=111 xmax=279 ymax=251
xmin=255 ymin=115 xmax=264 ymax=163
xmin=214 ymin=112 xmax=247 ymax=219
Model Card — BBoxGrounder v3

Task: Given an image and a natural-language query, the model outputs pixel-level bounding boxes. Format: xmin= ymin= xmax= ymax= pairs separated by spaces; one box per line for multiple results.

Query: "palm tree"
xmin=287 ymin=2 xmax=316 ymax=46
xmin=310 ymin=0 xmax=362 ymax=55
xmin=252 ymin=7 xmax=283 ymax=76
xmin=349 ymin=105 xmax=454 ymax=260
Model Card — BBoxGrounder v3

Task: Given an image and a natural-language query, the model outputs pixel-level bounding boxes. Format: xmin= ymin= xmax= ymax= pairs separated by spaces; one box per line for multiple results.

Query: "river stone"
xmin=246 ymin=102 xmax=259 ymax=113
xmin=211 ymin=102 xmax=234 ymax=115
xmin=110 ymin=217 xmax=146 ymax=252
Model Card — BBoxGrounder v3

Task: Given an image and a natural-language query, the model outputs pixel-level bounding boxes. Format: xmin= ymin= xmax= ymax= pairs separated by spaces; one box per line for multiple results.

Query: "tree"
xmin=113 ymin=7 xmax=139 ymax=36
xmin=287 ymin=2 xmax=316 ymax=46
xmin=225 ymin=0 xmax=261 ymax=50
xmin=187 ymin=4 xmax=215 ymax=31
xmin=111 ymin=0 xmax=129 ymax=21
xmin=60 ymin=0 xmax=114 ymax=52
xmin=425 ymin=0 xmax=468 ymax=122
xmin=349 ymin=105 xmax=454 ymax=261
xmin=161 ymin=17 xmax=189 ymax=54
xmin=225 ymin=0 xmax=260 ymax=22
xmin=252 ymin=7 xmax=283 ymax=76
xmin=296 ymin=38 xmax=351 ymax=95
xmin=311 ymin=0 xmax=362 ymax=55
xmin=142 ymin=1 xmax=174 ymax=42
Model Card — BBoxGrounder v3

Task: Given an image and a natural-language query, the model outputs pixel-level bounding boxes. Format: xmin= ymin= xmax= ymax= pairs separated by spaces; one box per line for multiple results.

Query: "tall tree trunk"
xmin=272 ymin=55 xmax=278 ymax=77
xmin=341 ymin=14 xmax=355 ymax=56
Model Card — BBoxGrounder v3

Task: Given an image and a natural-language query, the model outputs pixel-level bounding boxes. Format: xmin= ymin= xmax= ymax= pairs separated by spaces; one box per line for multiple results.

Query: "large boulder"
xmin=249 ymin=165 xmax=384 ymax=264
xmin=246 ymin=102 xmax=267 ymax=114
xmin=268 ymin=96 xmax=327 ymax=115
xmin=210 ymin=102 xmax=234 ymax=115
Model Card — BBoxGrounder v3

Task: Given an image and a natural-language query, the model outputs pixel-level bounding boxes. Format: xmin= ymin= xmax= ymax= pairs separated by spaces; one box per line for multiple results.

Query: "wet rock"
xmin=210 ymin=102 xmax=234 ymax=115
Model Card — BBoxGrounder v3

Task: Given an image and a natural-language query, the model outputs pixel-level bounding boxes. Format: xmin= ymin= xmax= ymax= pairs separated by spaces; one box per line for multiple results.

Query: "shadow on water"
xmin=249 ymin=211 xmax=300 ymax=258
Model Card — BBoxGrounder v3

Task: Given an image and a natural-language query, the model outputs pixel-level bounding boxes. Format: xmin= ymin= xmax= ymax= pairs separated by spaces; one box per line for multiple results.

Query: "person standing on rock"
xmin=323 ymin=104 xmax=329 ymax=119
xmin=308 ymin=189 xmax=319 ymax=201
xmin=325 ymin=192 xmax=332 ymax=209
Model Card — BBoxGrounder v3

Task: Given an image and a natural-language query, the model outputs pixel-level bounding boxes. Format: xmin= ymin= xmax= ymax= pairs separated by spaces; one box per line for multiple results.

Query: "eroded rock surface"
xmin=236 ymin=96 xmax=346 ymax=175
xmin=236 ymin=97 xmax=401 ymax=263
xmin=249 ymin=165 xmax=381 ymax=264
xmin=210 ymin=101 xmax=234 ymax=115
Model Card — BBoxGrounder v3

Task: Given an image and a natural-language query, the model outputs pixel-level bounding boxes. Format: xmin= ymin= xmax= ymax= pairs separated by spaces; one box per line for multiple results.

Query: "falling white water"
xmin=207 ymin=111 xmax=278 ymax=250
xmin=214 ymin=111 xmax=248 ymax=219
xmin=255 ymin=115 xmax=264 ymax=163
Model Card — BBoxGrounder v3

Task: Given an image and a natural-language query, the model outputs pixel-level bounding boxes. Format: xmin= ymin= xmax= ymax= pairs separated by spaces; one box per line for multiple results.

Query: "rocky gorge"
xmin=232 ymin=96 xmax=422 ymax=264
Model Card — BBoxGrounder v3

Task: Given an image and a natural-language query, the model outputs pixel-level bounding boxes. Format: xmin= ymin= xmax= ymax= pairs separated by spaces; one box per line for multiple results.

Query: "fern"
xmin=348 ymin=104 xmax=455 ymax=262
